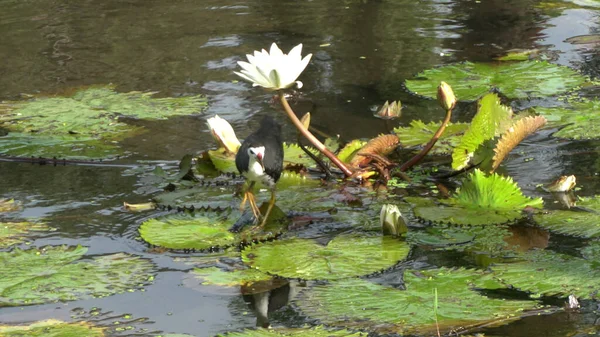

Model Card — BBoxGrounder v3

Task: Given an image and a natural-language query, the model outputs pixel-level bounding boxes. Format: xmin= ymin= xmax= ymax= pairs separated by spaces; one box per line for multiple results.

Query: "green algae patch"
xmin=0 ymin=319 xmax=105 ymax=337
xmin=405 ymin=61 xmax=587 ymax=101
xmin=411 ymin=170 xmax=543 ymax=225
xmin=0 ymin=85 xmax=208 ymax=159
xmin=0 ymin=245 xmax=155 ymax=307
xmin=242 ymin=234 xmax=410 ymax=280
xmin=296 ymin=268 xmax=540 ymax=335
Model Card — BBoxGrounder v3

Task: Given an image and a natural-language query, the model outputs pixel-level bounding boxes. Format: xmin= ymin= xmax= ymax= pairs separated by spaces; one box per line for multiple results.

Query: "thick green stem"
xmin=399 ymin=107 xmax=453 ymax=172
xmin=278 ymin=93 xmax=353 ymax=177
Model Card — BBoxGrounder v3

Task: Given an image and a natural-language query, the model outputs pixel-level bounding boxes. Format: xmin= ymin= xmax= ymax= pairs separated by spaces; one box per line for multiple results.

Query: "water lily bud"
xmin=380 ymin=204 xmax=408 ymax=236
xmin=437 ymin=81 xmax=456 ymax=111
xmin=546 ymin=175 xmax=576 ymax=193
xmin=300 ymin=112 xmax=311 ymax=130
xmin=374 ymin=100 xmax=402 ymax=120
xmin=206 ymin=115 xmax=241 ymax=154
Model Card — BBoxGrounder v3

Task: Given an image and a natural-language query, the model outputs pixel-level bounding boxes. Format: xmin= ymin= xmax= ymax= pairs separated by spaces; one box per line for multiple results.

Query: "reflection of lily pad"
xmin=0 ymin=246 xmax=155 ymax=307
xmin=139 ymin=211 xmax=287 ymax=251
xmin=0 ymin=86 xmax=208 ymax=159
xmin=0 ymin=222 xmax=52 ymax=248
xmin=0 ymin=320 xmax=104 ymax=337
xmin=536 ymin=100 xmax=600 ymax=139
xmin=216 ymin=327 xmax=366 ymax=337
xmin=492 ymin=249 xmax=600 ymax=299
xmin=405 ymin=61 xmax=587 ymax=101
xmin=410 ymin=170 xmax=543 ymax=225
xmin=242 ymin=234 xmax=410 ymax=280
xmin=533 ymin=196 xmax=600 ymax=238
xmin=394 ymin=120 xmax=469 ymax=155
xmin=296 ymin=268 xmax=539 ymax=334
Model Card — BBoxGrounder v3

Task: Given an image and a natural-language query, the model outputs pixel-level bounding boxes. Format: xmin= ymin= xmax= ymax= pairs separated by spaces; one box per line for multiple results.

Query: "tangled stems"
xmin=278 ymin=92 xmax=353 ymax=177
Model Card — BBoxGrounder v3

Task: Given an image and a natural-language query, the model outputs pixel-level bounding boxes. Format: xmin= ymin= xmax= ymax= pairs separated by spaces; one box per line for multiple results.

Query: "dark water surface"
xmin=1 ymin=0 xmax=599 ymax=336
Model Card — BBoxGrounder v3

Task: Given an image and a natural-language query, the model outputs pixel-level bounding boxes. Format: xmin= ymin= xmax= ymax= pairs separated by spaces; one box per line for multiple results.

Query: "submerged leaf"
xmin=412 ymin=170 xmax=543 ymax=225
xmin=405 ymin=61 xmax=587 ymax=101
xmin=0 ymin=199 xmax=20 ymax=213
xmin=216 ymin=326 xmax=366 ymax=337
xmin=492 ymin=249 xmax=600 ymax=299
xmin=296 ymin=268 xmax=540 ymax=334
xmin=452 ymin=93 xmax=513 ymax=170
xmin=242 ymin=234 xmax=410 ymax=280
xmin=0 ymin=222 xmax=52 ymax=248
xmin=189 ymin=266 xmax=282 ymax=295
xmin=394 ymin=120 xmax=469 ymax=155
xmin=0 ymin=246 xmax=155 ymax=307
xmin=492 ymin=116 xmax=547 ymax=172
xmin=533 ymin=196 xmax=600 ymax=238
xmin=0 ymin=320 xmax=105 ymax=337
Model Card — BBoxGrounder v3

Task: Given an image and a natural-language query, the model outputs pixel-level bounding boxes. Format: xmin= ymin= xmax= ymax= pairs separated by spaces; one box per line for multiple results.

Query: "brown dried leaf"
xmin=350 ymin=134 xmax=399 ymax=169
xmin=492 ymin=116 xmax=547 ymax=172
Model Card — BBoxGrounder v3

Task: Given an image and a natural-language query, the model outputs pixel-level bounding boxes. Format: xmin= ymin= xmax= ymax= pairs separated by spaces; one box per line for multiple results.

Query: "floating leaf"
xmin=394 ymin=120 xmax=469 ymax=155
xmin=411 ymin=170 xmax=543 ymax=225
xmin=337 ymin=140 xmax=367 ymax=163
xmin=191 ymin=266 xmax=272 ymax=288
xmin=0 ymin=199 xmax=20 ymax=213
xmin=139 ymin=210 xmax=287 ymax=251
xmin=533 ymin=196 xmax=600 ymax=238
xmin=0 ymin=320 xmax=105 ymax=337
xmin=0 ymin=246 xmax=155 ymax=307
xmin=535 ymin=99 xmax=600 ymax=139
xmin=0 ymin=222 xmax=52 ymax=248
xmin=492 ymin=116 xmax=547 ymax=171
xmin=405 ymin=61 xmax=587 ymax=101
xmin=242 ymin=234 xmax=410 ymax=280
xmin=216 ymin=326 xmax=366 ymax=337
xmin=452 ymin=93 xmax=513 ymax=170
xmin=564 ymin=34 xmax=600 ymax=45
xmin=492 ymin=249 xmax=600 ymax=299
xmin=494 ymin=49 xmax=540 ymax=61
xmin=296 ymin=268 xmax=540 ymax=334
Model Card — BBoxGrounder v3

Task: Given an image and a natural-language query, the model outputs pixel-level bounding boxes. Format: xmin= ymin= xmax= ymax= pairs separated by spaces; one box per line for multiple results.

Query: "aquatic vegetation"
xmin=295 ymin=268 xmax=541 ymax=335
xmin=0 ymin=320 xmax=105 ymax=337
xmin=491 ymin=116 xmax=548 ymax=172
xmin=405 ymin=61 xmax=587 ymax=101
xmin=0 ymin=221 xmax=51 ymax=248
xmin=535 ymin=99 xmax=600 ymax=139
xmin=394 ymin=120 xmax=469 ymax=155
xmin=216 ymin=327 xmax=366 ymax=337
xmin=242 ymin=234 xmax=410 ymax=280
xmin=190 ymin=266 xmax=275 ymax=291
xmin=410 ymin=170 xmax=543 ymax=225
xmin=374 ymin=100 xmax=402 ymax=119
xmin=0 ymin=245 xmax=155 ymax=306
xmin=207 ymin=115 xmax=242 ymax=154
xmin=533 ymin=195 xmax=600 ymax=238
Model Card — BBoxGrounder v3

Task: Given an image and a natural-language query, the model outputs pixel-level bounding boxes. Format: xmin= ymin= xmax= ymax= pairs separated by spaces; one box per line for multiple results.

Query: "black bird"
xmin=235 ymin=116 xmax=284 ymax=229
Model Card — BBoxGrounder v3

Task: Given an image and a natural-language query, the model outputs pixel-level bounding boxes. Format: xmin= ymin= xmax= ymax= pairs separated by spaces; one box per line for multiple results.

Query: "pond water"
xmin=1 ymin=0 xmax=600 ymax=336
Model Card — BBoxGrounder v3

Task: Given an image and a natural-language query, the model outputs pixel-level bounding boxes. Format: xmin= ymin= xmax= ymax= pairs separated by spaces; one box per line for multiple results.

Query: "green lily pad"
xmin=188 ymin=266 xmax=287 ymax=295
xmin=394 ymin=120 xmax=469 ymax=155
xmin=242 ymin=234 xmax=410 ymax=280
xmin=0 ymin=86 xmax=208 ymax=159
xmin=139 ymin=210 xmax=287 ymax=251
xmin=491 ymin=249 xmax=600 ymax=299
xmin=405 ymin=61 xmax=587 ymax=101
xmin=0 ymin=222 xmax=52 ymax=248
xmin=533 ymin=196 xmax=600 ymax=238
xmin=0 ymin=245 xmax=155 ymax=307
xmin=296 ymin=268 xmax=540 ymax=334
xmin=410 ymin=170 xmax=543 ymax=225
xmin=452 ymin=93 xmax=513 ymax=170
xmin=215 ymin=327 xmax=366 ymax=337
xmin=0 ymin=320 xmax=104 ymax=337
xmin=0 ymin=199 xmax=20 ymax=213
xmin=536 ymin=99 xmax=600 ymax=139
xmin=337 ymin=140 xmax=367 ymax=163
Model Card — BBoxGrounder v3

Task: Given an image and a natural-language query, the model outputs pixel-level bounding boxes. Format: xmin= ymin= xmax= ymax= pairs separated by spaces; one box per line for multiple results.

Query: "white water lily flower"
xmin=380 ymin=204 xmax=408 ymax=236
xmin=206 ymin=115 xmax=241 ymax=154
xmin=234 ymin=43 xmax=312 ymax=90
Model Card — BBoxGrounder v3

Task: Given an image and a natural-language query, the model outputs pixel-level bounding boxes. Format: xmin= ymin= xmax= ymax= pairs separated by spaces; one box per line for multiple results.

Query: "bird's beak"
xmin=256 ymin=153 xmax=265 ymax=170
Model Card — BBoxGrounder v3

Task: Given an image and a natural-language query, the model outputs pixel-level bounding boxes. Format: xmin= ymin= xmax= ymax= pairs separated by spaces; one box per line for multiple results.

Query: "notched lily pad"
xmin=0 ymin=221 xmax=52 ymax=248
xmin=491 ymin=249 xmax=600 ymax=299
xmin=139 ymin=210 xmax=287 ymax=251
xmin=410 ymin=170 xmax=543 ymax=225
xmin=533 ymin=195 xmax=600 ymax=238
xmin=0 ymin=245 xmax=155 ymax=307
xmin=215 ymin=326 xmax=366 ymax=337
xmin=0 ymin=85 xmax=208 ymax=159
xmin=242 ymin=234 xmax=410 ymax=280
xmin=394 ymin=120 xmax=469 ymax=155
xmin=535 ymin=99 xmax=600 ymax=139
xmin=0 ymin=319 xmax=105 ymax=337
xmin=296 ymin=268 xmax=540 ymax=334
xmin=405 ymin=61 xmax=587 ymax=101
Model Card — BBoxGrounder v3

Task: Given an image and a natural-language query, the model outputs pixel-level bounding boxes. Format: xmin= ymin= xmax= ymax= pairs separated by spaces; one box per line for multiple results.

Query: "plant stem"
xmin=399 ymin=106 xmax=453 ymax=172
xmin=278 ymin=93 xmax=353 ymax=177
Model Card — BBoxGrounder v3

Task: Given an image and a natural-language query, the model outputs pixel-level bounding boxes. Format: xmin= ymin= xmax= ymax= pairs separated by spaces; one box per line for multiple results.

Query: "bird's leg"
xmin=239 ymin=181 xmax=255 ymax=211
xmin=256 ymin=188 xmax=276 ymax=229
xmin=247 ymin=190 xmax=262 ymax=223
